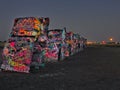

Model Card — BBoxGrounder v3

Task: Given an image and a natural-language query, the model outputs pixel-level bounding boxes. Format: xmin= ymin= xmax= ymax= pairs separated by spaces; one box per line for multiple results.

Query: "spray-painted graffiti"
xmin=1 ymin=17 xmax=87 ymax=73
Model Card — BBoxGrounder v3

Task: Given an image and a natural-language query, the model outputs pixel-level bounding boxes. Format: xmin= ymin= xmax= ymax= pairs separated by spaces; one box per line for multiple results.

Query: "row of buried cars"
xmin=1 ymin=17 xmax=87 ymax=73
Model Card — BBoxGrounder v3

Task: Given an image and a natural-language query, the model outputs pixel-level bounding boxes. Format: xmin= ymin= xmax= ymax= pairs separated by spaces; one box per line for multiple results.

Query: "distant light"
xmin=109 ymin=38 xmax=113 ymax=41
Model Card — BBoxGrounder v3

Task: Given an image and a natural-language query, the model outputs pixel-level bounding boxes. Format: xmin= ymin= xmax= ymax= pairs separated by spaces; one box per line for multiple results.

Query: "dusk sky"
xmin=0 ymin=0 xmax=120 ymax=42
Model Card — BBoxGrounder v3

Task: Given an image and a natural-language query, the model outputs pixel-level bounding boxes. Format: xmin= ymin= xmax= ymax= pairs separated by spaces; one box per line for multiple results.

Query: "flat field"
xmin=0 ymin=46 xmax=120 ymax=90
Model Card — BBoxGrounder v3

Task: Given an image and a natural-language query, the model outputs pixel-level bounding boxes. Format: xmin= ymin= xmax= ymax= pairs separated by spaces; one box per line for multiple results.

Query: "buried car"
xmin=1 ymin=17 xmax=49 ymax=73
xmin=46 ymin=28 xmax=69 ymax=61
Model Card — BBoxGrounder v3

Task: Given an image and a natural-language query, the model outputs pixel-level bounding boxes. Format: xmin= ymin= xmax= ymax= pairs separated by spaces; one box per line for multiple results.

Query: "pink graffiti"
xmin=14 ymin=65 xmax=29 ymax=73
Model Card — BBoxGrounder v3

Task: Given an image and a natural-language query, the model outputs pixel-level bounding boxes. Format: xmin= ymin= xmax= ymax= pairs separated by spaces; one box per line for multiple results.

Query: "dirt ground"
xmin=0 ymin=46 xmax=120 ymax=90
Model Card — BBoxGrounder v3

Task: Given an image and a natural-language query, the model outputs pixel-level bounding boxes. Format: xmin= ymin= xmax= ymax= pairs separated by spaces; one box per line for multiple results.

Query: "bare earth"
xmin=0 ymin=46 xmax=120 ymax=90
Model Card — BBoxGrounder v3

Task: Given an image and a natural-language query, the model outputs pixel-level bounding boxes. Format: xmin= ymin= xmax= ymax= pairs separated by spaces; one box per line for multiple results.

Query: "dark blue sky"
xmin=0 ymin=0 xmax=120 ymax=42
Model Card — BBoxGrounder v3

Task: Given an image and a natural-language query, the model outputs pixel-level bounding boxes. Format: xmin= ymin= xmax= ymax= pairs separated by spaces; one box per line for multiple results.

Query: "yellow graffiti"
xmin=8 ymin=60 xmax=24 ymax=67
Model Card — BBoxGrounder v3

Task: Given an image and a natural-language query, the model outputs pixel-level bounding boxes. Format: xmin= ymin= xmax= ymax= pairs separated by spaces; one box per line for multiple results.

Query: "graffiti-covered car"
xmin=1 ymin=17 xmax=49 ymax=73
xmin=72 ymin=33 xmax=81 ymax=53
xmin=46 ymin=28 xmax=69 ymax=61
xmin=65 ymin=31 xmax=76 ymax=55
xmin=65 ymin=32 xmax=84 ymax=55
